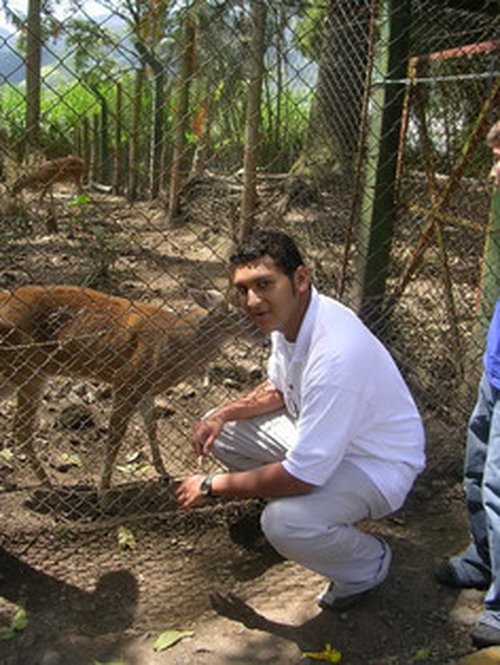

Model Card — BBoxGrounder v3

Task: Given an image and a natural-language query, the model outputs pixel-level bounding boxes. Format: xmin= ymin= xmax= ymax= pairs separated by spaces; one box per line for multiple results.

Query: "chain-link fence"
xmin=0 ymin=0 xmax=498 ymax=533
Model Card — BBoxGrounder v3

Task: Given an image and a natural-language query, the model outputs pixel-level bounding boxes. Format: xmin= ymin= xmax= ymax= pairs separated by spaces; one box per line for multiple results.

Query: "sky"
xmin=0 ymin=1 xmax=106 ymax=33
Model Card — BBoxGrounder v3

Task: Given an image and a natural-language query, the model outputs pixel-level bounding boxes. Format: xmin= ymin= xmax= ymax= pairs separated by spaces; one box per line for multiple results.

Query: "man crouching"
xmin=176 ymin=230 xmax=425 ymax=611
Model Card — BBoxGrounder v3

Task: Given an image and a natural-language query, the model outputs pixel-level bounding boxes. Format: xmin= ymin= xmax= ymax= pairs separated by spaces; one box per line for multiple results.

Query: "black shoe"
xmin=471 ymin=623 xmax=500 ymax=648
xmin=435 ymin=561 xmax=490 ymax=590
xmin=317 ymin=586 xmax=374 ymax=611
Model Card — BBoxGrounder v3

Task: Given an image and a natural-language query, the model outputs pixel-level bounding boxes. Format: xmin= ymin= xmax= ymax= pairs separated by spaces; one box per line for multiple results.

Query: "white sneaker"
xmin=317 ymin=539 xmax=392 ymax=610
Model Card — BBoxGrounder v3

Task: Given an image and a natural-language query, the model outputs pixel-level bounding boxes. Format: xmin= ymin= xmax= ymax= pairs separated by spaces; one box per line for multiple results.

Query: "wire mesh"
xmin=0 ymin=0 xmax=498 ymax=534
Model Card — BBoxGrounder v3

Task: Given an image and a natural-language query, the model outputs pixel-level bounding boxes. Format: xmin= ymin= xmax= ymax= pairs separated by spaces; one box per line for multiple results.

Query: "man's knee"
xmin=261 ymin=499 xmax=328 ymax=550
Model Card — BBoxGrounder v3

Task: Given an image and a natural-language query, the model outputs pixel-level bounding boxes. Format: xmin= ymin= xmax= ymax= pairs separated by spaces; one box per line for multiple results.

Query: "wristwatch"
xmin=200 ymin=473 xmax=218 ymax=497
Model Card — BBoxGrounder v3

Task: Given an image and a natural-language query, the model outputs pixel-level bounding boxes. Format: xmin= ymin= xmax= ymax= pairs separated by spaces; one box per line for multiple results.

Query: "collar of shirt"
xmin=272 ymin=285 xmax=320 ymax=364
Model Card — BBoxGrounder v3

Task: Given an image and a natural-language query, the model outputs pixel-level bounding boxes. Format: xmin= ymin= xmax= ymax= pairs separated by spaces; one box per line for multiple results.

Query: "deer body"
xmin=0 ymin=285 xmax=247 ymax=494
xmin=12 ymin=155 xmax=85 ymax=199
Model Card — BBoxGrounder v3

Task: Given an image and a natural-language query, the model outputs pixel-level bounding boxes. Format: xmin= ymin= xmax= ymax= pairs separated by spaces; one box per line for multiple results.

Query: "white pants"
xmin=213 ymin=409 xmax=393 ymax=598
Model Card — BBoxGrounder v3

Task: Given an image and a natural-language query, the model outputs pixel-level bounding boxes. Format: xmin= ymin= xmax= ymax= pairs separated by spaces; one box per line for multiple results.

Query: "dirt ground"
xmin=0 ymin=474 xmax=489 ymax=665
xmin=0 ymin=175 xmax=494 ymax=664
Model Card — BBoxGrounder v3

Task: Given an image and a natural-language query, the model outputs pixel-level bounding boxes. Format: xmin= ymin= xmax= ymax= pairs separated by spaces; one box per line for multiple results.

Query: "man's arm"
xmin=212 ymin=379 xmax=285 ymax=422
xmin=175 ymin=462 xmax=314 ymax=510
xmin=193 ymin=380 xmax=285 ymax=456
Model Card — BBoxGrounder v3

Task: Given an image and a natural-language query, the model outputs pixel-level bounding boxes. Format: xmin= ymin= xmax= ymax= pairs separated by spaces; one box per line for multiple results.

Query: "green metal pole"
xmin=354 ymin=0 xmax=411 ymax=329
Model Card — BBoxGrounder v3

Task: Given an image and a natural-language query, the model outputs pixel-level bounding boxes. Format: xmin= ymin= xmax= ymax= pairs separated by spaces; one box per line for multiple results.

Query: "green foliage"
xmin=0 ymin=0 xmax=316 ymax=177
xmin=117 ymin=526 xmax=137 ymax=551
xmin=65 ymin=18 xmax=120 ymax=89
xmin=0 ymin=607 xmax=27 ymax=640
xmin=0 ymin=85 xmax=26 ymax=144
xmin=292 ymin=1 xmax=325 ymax=61
xmin=260 ymin=88 xmax=311 ymax=171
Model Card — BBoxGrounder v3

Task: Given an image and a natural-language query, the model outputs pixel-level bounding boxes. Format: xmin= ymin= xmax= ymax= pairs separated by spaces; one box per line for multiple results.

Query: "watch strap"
xmin=200 ymin=472 xmax=218 ymax=497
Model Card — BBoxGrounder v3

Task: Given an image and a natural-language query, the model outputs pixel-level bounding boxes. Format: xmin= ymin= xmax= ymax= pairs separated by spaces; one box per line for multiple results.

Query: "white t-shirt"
xmin=267 ymin=288 xmax=425 ymax=510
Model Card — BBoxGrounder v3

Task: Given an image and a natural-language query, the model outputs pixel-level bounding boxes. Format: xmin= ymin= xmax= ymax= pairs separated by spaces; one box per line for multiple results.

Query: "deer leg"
xmin=14 ymin=383 xmax=51 ymax=486
xmin=99 ymin=392 xmax=137 ymax=496
xmin=138 ymin=394 xmax=169 ymax=480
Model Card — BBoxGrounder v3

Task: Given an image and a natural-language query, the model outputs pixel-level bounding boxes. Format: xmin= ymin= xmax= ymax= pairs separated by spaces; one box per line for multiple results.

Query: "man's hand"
xmin=192 ymin=414 xmax=225 ymax=456
xmin=175 ymin=474 xmax=207 ymax=509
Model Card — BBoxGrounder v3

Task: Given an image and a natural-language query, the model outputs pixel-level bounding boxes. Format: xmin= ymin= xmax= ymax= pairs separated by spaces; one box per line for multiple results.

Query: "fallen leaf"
xmin=68 ymin=193 xmax=92 ymax=206
xmin=414 ymin=647 xmax=431 ymax=661
xmin=0 ymin=628 xmax=16 ymax=641
xmin=0 ymin=607 xmax=28 ymax=640
xmin=153 ymin=629 xmax=195 ymax=652
xmin=117 ymin=461 xmax=152 ymax=475
xmin=302 ymin=643 xmax=342 ymax=662
xmin=0 ymin=448 xmax=14 ymax=463
xmin=11 ymin=608 xmax=27 ymax=632
xmin=117 ymin=526 xmax=137 ymax=550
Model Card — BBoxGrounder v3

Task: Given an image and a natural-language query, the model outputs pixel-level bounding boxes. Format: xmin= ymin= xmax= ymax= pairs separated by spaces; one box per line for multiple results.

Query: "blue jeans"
xmin=459 ymin=373 xmax=500 ymax=627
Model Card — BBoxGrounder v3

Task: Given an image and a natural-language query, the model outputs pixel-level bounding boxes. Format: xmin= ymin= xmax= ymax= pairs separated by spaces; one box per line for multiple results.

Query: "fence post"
xmin=353 ymin=0 xmax=411 ymax=329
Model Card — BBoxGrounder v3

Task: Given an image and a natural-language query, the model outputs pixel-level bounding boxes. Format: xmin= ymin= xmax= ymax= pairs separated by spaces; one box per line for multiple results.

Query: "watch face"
xmin=200 ymin=476 xmax=211 ymax=496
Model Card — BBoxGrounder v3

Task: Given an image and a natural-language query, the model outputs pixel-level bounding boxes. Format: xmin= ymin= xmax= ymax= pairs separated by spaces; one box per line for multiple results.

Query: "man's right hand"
xmin=192 ymin=414 xmax=226 ymax=456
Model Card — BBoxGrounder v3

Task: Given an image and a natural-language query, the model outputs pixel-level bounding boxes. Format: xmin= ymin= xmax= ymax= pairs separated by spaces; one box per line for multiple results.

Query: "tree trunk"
xmin=293 ymin=0 xmax=371 ymax=179
xmin=128 ymin=68 xmax=144 ymax=203
xmin=168 ymin=13 xmax=197 ymax=223
xmin=99 ymin=95 xmax=111 ymax=184
xmin=113 ymin=82 xmax=123 ymax=195
xmin=150 ymin=69 xmax=165 ymax=199
xmin=238 ymin=0 xmax=266 ymax=242
xmin=25 ymin=0 xmax=42 ymax=153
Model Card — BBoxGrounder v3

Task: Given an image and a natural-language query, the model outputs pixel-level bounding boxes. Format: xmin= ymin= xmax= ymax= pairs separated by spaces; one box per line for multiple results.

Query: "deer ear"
xmin=189 ymin=288 xmax=225 ymax=311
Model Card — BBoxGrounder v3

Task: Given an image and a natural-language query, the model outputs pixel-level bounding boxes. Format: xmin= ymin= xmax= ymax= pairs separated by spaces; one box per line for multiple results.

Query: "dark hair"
xmin=230 ymin=230 xmax=304 ymax=278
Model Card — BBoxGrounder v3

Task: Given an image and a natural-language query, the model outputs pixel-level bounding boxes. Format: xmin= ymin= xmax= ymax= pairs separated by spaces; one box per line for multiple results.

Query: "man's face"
xmin=232 ymin=255 xmax=310 ymax=340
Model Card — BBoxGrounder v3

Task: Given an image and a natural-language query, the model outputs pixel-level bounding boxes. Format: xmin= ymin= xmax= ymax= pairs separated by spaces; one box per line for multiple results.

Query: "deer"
xmin=0 ymin=284 xmax=254 ymax=499
xmin=11 ymin=155 xmax=86 ymax=201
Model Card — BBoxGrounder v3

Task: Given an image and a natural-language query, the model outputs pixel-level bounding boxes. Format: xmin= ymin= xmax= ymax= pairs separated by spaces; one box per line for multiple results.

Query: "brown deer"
xmin=0 ymin=285 xmax=253 ymax=497
xmin=12 ymin=155 xmax=85 ymax=200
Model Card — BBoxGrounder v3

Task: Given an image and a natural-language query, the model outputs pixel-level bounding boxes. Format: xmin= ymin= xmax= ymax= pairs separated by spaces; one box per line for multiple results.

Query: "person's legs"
xmin=471 ymin=384 xmax=500 ymax=645
xmin=213 ymin=414 xmax=393 ymax=606
xmin=436 ymin=374 xmax=493 ymax=589
xmin=260 ymin=460 xmax=392 ymax=606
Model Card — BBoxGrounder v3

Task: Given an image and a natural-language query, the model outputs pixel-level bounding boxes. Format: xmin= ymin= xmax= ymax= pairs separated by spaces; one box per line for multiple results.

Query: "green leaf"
xmin=414 ymin=647 xmax=431 ymax=661
xmin=117 ymin=526 xmax=137 ymax=550
xmin=67 ymin=193 xmax=92 ymax=206
xmin=116 ymin=461 xmax=152 ymax=475
xmin=11 ymin=608 xmax=27 ymax=632
xmin=153 ymin=629 xmax=195 ymax=652
xmin=0 ymin=448 xmax=14 ymax=463
xmin=60 ymin=453 xmax=83 ymax=467
xmin=0 ymin=606 xmax=28 ymax=639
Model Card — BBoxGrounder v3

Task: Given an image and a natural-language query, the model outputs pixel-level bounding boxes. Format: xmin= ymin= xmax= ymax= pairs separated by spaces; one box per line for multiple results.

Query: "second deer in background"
xmin=12 ymin=155 xmax=86 ymax=201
